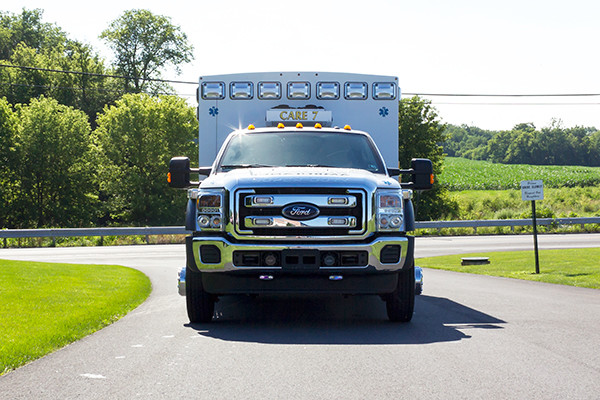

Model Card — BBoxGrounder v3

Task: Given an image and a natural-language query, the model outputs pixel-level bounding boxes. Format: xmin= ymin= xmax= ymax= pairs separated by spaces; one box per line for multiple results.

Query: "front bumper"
xmin=177 ymin=264 xmax=425 ymax=296
xmin=186 ymin=235 xmax=412 ymax=273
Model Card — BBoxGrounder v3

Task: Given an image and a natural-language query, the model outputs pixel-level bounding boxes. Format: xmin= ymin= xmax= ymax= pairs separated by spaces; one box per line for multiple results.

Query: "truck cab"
xmin=169 ymin=72 xmax=433 ymax=323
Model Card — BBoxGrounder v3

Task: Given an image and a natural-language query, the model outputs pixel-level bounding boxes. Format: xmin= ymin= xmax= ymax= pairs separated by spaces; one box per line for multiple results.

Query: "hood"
xmin=199 ymin=167 xmax=400 ymax=191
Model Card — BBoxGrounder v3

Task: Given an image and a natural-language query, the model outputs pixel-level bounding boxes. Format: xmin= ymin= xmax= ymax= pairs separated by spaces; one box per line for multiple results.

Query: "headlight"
xmin=376 ymin=190 xmax=404 ymax=232
xmin=196 ymin=189 xmax=225 ymax=231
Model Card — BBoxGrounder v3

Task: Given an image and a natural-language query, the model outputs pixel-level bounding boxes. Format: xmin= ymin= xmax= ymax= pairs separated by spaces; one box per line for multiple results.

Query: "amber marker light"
xmin=167 ymin=172 xmax=172 ymax=183
xmin=247 ymin=124 xmax=255 ymax=130
xmin=315 ymin=123 xmax=322 ymax=129
xmin=277 ymin=123 xmax=285 ymax=129
xmin=344 ymin=125 xmax=352 ymax=130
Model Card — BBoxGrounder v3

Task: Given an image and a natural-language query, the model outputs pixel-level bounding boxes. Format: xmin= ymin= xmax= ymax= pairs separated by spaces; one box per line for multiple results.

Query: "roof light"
xmin=258 ymin=82 xmax=281 ymax=99
xmin=201 ymin=82 xmax=225 ymax=100
xmin=230 ymin=82 xmax=253 ymax=99
xmin=296 ymin=123 xmax=303 ymax=128
xmin=373 ymin=82 xmax=397 ymax=99
xmin=287 ymin=82 xmax=310 ymax=99
xmin=277 ymin=123 xmax=285 ymax=129
xmin=248 ymin=124 xmax=255 ymax=130
xmin=315 ymin=123 xmax=322 ymax=129
xmin=316 ymin=82 xmax=340 ymax=99
xmin=344 ymin=125 xmax=352 ymax=130
xmin=344 ymin=82 xmax=367 ymax=100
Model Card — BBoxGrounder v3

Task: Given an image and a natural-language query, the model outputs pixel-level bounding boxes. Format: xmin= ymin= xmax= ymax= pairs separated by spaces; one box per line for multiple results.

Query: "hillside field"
xmin=439 ymin=157 xmax=600 ymax=190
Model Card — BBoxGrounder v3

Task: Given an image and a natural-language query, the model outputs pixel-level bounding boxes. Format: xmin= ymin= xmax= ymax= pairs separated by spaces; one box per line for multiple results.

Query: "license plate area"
xmin=282 ymin=249 xmax=319 ymax=271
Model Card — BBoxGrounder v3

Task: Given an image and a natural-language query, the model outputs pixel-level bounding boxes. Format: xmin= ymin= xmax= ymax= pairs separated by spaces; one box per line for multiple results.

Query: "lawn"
xmin=0 ymin=259 xmax=151 ymax=375
xmin=417 ymin=247 xmax=600 ymax=289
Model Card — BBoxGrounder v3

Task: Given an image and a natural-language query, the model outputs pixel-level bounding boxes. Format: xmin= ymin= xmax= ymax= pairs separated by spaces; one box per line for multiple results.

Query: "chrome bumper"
xmin=189 ymin=236 xmax=410 ymax=273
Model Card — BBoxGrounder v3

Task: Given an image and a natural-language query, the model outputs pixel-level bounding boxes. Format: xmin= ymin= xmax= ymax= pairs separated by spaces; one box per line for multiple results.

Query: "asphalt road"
xmin=1 ymin=234 xmax=599 ymax=399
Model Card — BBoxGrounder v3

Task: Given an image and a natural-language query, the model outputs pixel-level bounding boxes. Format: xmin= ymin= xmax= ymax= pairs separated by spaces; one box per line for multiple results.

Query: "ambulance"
xmin=169 ymin=72 xmax=433 ymax=322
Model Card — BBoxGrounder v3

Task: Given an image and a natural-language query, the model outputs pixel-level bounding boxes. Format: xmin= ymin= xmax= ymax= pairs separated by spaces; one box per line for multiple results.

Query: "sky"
xmin=5 ymin=0 xmax=600 ymax=131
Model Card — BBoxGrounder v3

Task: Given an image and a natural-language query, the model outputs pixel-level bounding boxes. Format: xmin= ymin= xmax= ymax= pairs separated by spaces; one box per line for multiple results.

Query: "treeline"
xmin=444 ymin=122 xmax=600 ymax=166
xmin=0 ymin=8 xmax=197 ymax=229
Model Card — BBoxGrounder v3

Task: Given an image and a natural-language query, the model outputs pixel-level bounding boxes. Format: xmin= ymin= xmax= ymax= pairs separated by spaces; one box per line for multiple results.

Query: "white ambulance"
xmin=169 ymin=72 xmax=432 ymax=322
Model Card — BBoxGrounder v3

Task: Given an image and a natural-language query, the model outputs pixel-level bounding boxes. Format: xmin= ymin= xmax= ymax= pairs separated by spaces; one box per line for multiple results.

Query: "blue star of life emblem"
xmin=209 ymin=106 xmax=219 ymax=117
xmin=379 ymin=107 xmax=389 ymax=117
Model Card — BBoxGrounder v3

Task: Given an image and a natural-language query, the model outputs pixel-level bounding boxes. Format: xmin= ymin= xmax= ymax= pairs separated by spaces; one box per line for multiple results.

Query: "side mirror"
xmin=410 ymin=158 xmax=434 ymax=190
xmin=397 ymin=158 xmax=434 ymax=190
xmin=168 ymin=157 xmax=191 ymax=188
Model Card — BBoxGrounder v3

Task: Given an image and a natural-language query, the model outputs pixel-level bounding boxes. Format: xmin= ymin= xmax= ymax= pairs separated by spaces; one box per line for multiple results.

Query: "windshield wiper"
xmin=220 ymin=164 xmax=277 ymax=170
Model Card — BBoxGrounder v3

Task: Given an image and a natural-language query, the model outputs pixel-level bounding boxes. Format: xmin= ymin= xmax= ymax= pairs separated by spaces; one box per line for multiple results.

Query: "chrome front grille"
xmin=236 ymin=188 xmax=366 ymax=237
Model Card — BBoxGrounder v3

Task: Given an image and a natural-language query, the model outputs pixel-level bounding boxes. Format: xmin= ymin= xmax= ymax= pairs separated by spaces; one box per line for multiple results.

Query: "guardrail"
xmin=1 ymin=217 xmax=599 ymax=246
xmin=415 ymin=217 xmax=600 ymax=233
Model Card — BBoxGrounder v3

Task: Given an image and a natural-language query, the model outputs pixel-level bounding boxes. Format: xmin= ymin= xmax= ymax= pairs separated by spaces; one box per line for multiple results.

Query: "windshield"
xmin=218 ymin=131 xmax=386 ymax=173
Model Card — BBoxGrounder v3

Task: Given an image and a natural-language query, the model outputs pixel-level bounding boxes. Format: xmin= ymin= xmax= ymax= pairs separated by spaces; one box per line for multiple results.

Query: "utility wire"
xmin=2 ymin=63 xmax=600 ymax=101
xmin=403 ymin=92 xmax=600 ymax=97
xmin=0 ymin=63 xmax=197 ymax=85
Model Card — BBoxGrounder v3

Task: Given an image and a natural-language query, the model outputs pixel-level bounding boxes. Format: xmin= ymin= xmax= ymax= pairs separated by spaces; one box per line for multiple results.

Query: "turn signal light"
xmin=167 ymin=172 xmax=172 ymax=183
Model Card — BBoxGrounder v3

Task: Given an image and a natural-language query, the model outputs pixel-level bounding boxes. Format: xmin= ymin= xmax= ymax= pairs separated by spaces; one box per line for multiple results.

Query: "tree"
xmin=13 ymin=96 xmax=95 ymax=228
xmin=399 ymin=96 xmax=458 ymax=220
xmin=0 ymin=8 xmax=67 ymax=60
xmin=93 ymin=93 xmax=198 ymax=225
xmin=0 ymin=9 xmax=121 ymax=125
xmin=0 ymin=97 xmax=19 ymax=228
xmin=100 ymin=9 xmax=194 ymax=93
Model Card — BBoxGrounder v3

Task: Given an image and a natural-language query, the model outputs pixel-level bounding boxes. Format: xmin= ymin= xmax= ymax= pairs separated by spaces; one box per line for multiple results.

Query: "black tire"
xmin=385 ymin=263 xmax=415 ymax=322
xmin=186 ymin=266 xmax=215 ymax=323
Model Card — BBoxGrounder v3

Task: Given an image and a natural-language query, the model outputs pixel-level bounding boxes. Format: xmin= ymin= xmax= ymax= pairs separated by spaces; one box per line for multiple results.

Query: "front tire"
xmin=186 ymin=266 xmax=215 ymax=323
xmin=385 ymin=263 xmax=415 ymax=322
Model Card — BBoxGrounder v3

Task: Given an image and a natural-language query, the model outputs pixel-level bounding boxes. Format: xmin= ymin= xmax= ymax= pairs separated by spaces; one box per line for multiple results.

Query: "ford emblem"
xmin=282 ymin=203 xmax=320 ymax=221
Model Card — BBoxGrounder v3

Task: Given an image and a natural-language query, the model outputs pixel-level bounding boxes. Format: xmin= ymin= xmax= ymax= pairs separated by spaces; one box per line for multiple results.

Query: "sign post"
xmin=521 ymin=180 xmax=544 ymax=274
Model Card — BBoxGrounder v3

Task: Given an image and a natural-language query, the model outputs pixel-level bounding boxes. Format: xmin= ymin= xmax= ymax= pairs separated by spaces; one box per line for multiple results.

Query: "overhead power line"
xmin=0 ymin=63 xmax=197 ymax=85
xmin=2 ymin=64 xmax=600 ymax=102
xmin=403 ymin=92 xmax=600 ymax=98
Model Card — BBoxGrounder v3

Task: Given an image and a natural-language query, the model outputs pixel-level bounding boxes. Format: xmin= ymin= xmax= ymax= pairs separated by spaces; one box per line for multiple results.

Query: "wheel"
xmin=185 ymin=266 xmax=215 ymax=323
xmin=385 ymin=263 xmax=415 ymax=322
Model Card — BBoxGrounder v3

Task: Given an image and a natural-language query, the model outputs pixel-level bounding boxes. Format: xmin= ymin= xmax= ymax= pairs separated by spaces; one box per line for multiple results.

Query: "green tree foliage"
xmin=0 ymin=8 xmax=66 ymax=59
xmin=93 ymin=94 xmax=198 ymax=225
xmin=399 ymin=96 xmax=458 ymax=220
xmin=443 ymin=124 xmax=495 ymax=159
xmin=445 ymin=121 xmax=600 ymax=167
xmin=0 ymin=97 xmax=19 ymax=228
xmin=13 ymin=96 xmax=95 ymax=228
xmin=0 ymin=9 xmax=121 ymax=125
xmin=100 ymin=9 xmax=193 ymax=93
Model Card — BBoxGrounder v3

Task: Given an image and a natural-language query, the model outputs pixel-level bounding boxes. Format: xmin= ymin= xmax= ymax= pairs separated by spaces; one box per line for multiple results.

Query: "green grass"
xmin=440 ymin=157 xmax=600 ymax=190
xmin=417 ymin=248 xmax=600 ymax=289
xmin=0 ymin=259 xmax=151 ymax=375
xmin=449 ymin=187 xmax=600 ymax=220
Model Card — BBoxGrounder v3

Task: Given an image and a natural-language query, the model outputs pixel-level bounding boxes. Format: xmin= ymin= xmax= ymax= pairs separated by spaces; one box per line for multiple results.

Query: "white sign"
xmin=521 ymin=180 xmax=544 ymax=201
